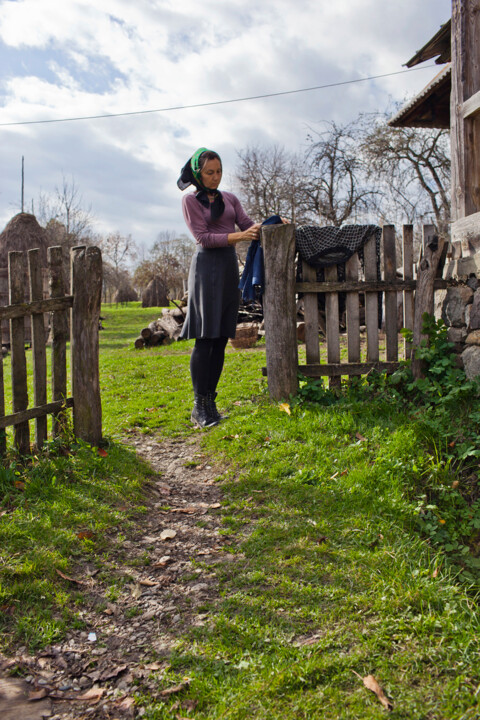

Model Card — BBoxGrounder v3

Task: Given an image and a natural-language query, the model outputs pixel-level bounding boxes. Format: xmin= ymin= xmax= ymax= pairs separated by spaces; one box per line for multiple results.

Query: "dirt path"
xmin=0 ymin=432 xmax=231 ymax=719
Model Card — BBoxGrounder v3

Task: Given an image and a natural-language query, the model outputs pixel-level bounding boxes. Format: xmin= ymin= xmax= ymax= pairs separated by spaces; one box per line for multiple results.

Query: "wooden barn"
xmin=389 ymin=0 xmax=480 ymax=266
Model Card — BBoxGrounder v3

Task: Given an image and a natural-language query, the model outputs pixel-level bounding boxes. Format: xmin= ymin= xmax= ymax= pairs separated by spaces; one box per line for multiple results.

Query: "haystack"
xmin=0 ymin=213 xmax=49 ymax=268
xmin=142 ymin=276 xmax=169 ymax=307
xmin=114 ymin=284 xmax=138 ymax=304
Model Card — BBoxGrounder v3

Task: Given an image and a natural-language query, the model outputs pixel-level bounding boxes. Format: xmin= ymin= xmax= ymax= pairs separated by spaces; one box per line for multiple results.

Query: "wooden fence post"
xmin=383 ymin=225 xmax=398 ymax=363
xmin=48 ymin=246 xmax=68 ymax=437
xmin=262 ymin=223 xmax=298 ymax=401
xmin=70 ymin=246 xmax=102 ymax=445
xmin=402 ymin=225 xmax=414 ymax=360
xmin=412 ymin=225 xmax=445 ymax=379
xmin=9 ymin=251 xmax=30 ymax=454
xmin=29 ymin=249 xmax=48 ymax=448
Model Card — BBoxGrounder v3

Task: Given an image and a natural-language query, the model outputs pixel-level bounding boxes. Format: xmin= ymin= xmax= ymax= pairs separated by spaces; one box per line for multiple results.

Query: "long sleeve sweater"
xmin=182 ymin=191 xmax=254 ymax=248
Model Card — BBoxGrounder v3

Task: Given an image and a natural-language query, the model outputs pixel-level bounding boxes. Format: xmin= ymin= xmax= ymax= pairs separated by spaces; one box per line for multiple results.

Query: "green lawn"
xmin=1 ymin=302 xmax=479 ymax=719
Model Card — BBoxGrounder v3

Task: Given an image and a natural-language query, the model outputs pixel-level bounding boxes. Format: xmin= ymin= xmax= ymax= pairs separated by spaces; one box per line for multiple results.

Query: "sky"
xmin=0 ymin=0 xmax=452 ymax=250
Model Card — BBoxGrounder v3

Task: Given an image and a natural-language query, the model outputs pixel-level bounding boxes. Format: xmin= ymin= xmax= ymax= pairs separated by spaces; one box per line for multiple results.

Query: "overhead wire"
xmin=0 ymin=64 xmax=436 ymax=128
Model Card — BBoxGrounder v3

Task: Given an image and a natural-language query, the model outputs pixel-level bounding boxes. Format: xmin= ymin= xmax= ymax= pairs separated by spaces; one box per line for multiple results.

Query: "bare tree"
xmin=235 ymin=145 xmax=310 ymax=223
xmin=360 ymin=114 xmax=451 ymax=235
xmin=305 ymin=121 xmax=378 ymax=226
xmin=37 ymin=175 xmax=93 ymax=244
xmin=97 ymin=232 xmax=137 ymax=302
xmin=133 ymin=231 xmax=195 ymax=300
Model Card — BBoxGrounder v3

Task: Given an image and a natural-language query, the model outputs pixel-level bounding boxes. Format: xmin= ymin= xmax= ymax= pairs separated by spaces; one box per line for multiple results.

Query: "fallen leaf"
xmin=100 ymin=664 xmax=128 ymax=681
xmin=153 ymin=555 xmax=173 ymax=567
xmin=279 ymin=402 xmax=291 ymax=415
xmin=76 ymin=530 xmax=95 ymax=540
xmin=360 ymin=674 xmax=393 ymax=710
xmin=160 ymin=680 xmax=190 ymax=697
xmin=160 ymin=529 xmax=177 ymax=541
xmin=432 ymin=567 xmax=439 ymax=578
xmin=316 ymin=535 xmax=328 ymax=544
xmin=139 ymin=578 xmax=158 ymax=587
xmin=28 ymin=688 xmax=49 ymax=701
xmin=55 ymin=569 xmax=87 ymax=585
xmin=131 ymin=584 xmax=143 ymax=599
xmin=97 ymin=448 xmax=108 ymax=457
xmin=14 ymin=480 xmax=25 ymax=489
xmin=355 ymin=432 xmax=367 ymax=442
xmin=209 ymin=503 xmax=221 ymax=509
xmin=75 ymin=686 xmax=105 ymax=704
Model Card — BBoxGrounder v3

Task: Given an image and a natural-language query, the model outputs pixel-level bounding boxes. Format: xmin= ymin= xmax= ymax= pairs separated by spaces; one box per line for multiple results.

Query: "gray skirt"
xmin=180 ymin=245 xmax=240 ymax=339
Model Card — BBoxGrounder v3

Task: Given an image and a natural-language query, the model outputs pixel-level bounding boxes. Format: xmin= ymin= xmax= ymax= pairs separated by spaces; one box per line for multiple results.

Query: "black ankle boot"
xmin=191 ymin=394 xmax=219 ymax=428
xmin=206 ymin=392 xmax=227 ymax=422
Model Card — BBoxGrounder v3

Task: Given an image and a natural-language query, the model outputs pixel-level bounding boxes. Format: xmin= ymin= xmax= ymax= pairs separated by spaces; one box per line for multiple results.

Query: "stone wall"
xmin=437 ymin=255 xmax=480 ymax=378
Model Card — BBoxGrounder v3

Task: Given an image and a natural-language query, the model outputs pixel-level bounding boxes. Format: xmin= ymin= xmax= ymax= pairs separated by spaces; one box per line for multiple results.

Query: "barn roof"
xmin=388 ymin=19 xmax=451 ymax=129
xmin=388 ymin=64 xmax=451 ymax=129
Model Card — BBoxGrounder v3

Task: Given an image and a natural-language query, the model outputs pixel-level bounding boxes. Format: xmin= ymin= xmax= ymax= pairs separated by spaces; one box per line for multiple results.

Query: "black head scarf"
xmin=177 ymin=147 xmax=225 ymax=221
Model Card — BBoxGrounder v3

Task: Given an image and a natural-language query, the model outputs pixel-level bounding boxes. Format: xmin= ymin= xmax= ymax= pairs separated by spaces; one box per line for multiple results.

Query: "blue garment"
xmin=239 ymin=215 xmax=282 ymax=302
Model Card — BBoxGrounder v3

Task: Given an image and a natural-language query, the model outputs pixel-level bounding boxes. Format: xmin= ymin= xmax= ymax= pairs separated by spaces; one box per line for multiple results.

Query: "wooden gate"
xmin=261 ymin=223 xmax=448 ymax=400
xmin=0 ymin=245 xmax=102 ymax=455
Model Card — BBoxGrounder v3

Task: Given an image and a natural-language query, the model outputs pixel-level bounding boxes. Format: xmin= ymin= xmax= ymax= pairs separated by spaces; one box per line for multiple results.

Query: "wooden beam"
xmin=451 ymin=211 xmax=480 ymax=245
xmin=298 ymin=362 xmax=400 ymax=377
xmin=463 ymin=88 xmax=480 ymax=118
xmin=0 ymin=398 xmax=74 ymax=429
xmin=0 ymin=296 xmax=73 ymax=321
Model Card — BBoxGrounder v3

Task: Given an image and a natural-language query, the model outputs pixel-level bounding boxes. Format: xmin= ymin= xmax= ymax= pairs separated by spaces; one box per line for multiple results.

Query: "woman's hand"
xmin=228 ymin=223 xmax=262 ymax=245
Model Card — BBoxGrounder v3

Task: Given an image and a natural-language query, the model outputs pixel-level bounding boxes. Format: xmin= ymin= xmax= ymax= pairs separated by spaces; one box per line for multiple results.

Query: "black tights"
xmin=190 ymin=337 xmax=228 ymax=396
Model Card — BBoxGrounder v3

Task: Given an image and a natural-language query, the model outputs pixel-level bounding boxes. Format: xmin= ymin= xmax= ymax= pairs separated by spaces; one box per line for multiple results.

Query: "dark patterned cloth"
xmin=295 ymin=224 xmax=382 ymax=268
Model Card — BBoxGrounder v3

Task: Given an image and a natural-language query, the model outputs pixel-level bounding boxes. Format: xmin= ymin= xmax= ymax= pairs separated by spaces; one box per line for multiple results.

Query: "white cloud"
xmin=0 ymin=0 xmax=451 ymax=244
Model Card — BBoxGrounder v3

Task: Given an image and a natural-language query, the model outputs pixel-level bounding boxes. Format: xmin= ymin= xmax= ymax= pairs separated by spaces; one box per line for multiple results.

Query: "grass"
xmin=1 ymin=302 xmax=480 ymax=718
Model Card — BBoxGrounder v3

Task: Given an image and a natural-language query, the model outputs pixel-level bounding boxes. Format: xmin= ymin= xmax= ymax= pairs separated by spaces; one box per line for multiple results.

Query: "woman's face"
xmin=200 ymin=158 xmax=222 ymax=191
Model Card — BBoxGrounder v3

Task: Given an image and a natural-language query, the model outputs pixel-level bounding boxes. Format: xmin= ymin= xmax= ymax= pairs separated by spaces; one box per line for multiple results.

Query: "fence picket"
xmin=48 ymin=246 xmax=68 ymax=436
xmin=28 ymin=249 xmax=48 ymax=448
xmin=402 ymin=225 xmax=414 ymax=359
xmin=345 ymin=253 xmax=360 ymax=367
xmin=302 ymin=260 xmax=320 ymax=365
xmin=364 ymin=235 xmax=380 ymax=362
xmin=9 ymin=251 xmax=30 ymax=453
xmin=324 ymin=264 xmax=341 ymax=387
xmin=0 ymin=355 xmax=5 ymax=456
xmin=383 ymin=225 xmax=398 ymax=363
xmin=71 ymin=246 xmax=103 ymax=444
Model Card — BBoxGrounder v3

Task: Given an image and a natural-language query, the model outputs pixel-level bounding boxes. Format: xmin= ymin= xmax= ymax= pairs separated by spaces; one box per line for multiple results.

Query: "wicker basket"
xmin=230 ymin=322 xmax=259 ymax=350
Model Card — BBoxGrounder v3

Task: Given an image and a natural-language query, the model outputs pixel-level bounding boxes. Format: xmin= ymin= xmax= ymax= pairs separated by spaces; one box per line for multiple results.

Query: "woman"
xmin=178 ymin=147 xmax=261 ymax=428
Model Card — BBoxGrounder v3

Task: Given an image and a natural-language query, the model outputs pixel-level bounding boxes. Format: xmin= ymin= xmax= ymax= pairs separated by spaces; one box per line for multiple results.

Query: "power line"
xmin=0 ymin=65 xmax=436 ymax=127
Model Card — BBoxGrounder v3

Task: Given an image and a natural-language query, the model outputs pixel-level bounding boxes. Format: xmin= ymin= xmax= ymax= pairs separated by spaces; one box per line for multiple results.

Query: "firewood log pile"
xmin=134 ymin=298 xmax=265 ymax=349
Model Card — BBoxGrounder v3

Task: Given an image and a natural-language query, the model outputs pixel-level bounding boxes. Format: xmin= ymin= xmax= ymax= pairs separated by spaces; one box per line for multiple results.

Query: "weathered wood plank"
xmin=302 ymin=260 xmax=320 ymax=365
xmin=298 ymin=361 xmax=400 ymax=377
xmin=48 ymin=246 xmax=68 ymax=436
xmin=364 ymin=234 xmax=379 ymax=362
xmin=345 ymin=254 xmax=360 ymax=365
xmin=296 ymin=279 xmax=448 ymax=293
xmin=9 ymin=251 xmax=30 ymax=453
xmin=0 ymin=398 xmax=74 ymax=429
xmin=262 ymin=225 xmax=298 ymax=401
xmin=451 ymin=0 xmax=480 ymax=221
xmin=324 ymin=265 xmax=341 ymax=388
xmin=28 ymin=249 xmax=48 ymax=448
xmin=462 ymin=88 xmax=480 ymax=118
xmin=0 ymin=296 xmax=73 ymax=321
xmin=0 ymin=354 xmax=6 ymax=456
xmin=71 ymin=245 xmax=103 ymax=444
xmin=402 ymin=225 xmax=414 ymax=360
xmin=412 ymin=225 xmax=446 ymax=379
xmin=383 ymin=225 xmax=398 ymax=363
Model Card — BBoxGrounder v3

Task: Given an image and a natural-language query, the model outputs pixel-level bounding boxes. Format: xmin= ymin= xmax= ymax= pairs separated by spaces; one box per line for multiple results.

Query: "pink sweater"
xmin=182 ymin=191 xmax=254 ymax=248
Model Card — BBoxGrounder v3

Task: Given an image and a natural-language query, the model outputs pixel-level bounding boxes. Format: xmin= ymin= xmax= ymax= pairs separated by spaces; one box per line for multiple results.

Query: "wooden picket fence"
xmin=261 ymin=223 xmax=448 ymax=400
xmin=0 ymin=245 xmax=102 ymax=455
